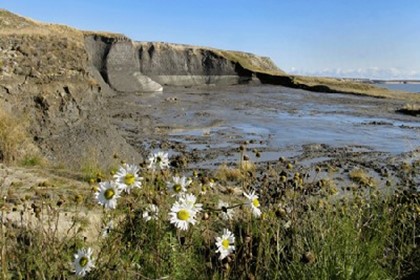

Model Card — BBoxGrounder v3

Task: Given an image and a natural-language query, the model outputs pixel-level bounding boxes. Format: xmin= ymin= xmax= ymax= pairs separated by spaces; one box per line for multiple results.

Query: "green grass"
xmin=0 ymin=154 xmax=418 ymax=279
xmin=20 ymin=154 xmax=45 ymax=167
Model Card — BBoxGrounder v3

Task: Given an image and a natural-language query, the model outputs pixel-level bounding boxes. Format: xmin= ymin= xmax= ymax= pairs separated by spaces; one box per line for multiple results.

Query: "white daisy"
xmin=217 ymin=200 xmax=235 ymax=221
xmin=143 ymin=204 xmax=159 ymax=222
xmin=101 ymin=221 xmax=114 ymax=237
xmin=167 ymin=176 xmax=190 ymax=197
xmin=208 ymin=179 xmax=217 ymax=189
xmin=215 ymin=229 xmax=235 ymax=260
xmin=283 ymin=220 xmax=292 ymax=230
xmin=179 ymin=193 xmax=203 ymax=214
xmin=113 ymin=163 xmax=143 ymax=193
xmin=199 ymin=184 xmax=208 ymax=195
xmin=148 ymin=151 xmax=170 ymax=171
xmin=244 ymin=191 xmax=262 ymax=217
xmin=169 ymin=198 xmax=199 ymax=231
xmin=73 ymin=247 xmax=94 ymax=277
xmin=95 ymin=181 xmax=121 ymax=209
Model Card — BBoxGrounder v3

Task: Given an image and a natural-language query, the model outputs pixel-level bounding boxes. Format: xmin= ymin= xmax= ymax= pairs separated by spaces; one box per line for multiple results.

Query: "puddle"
xmin=300 ymin=157 xmax=331 ymax=167
xmin=266 ymin=112 xmax=419 ymax=153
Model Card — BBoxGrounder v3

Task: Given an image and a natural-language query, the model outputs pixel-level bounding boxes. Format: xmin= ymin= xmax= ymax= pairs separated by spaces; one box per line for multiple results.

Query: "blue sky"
xmin=2 ymin=0 xmax=420 ymax=79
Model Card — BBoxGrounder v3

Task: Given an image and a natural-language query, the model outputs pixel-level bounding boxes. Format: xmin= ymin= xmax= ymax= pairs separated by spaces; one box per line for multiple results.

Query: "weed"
xmin=0 ymin=109 xmax=40 ymax=164
xmin=349 ymin=167 xmax=377 ymax=187
xmin=0 ymin=152 xmax=418 ymax=279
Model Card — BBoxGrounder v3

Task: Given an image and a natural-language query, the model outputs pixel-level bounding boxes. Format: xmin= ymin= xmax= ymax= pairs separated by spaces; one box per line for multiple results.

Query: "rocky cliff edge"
xmin=1 ymin=10 xmax=417 ymax=168
xmin=0 ymin=9 xmax=289 ymax=168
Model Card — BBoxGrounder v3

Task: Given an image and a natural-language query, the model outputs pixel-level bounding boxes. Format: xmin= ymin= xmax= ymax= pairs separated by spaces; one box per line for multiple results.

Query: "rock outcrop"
xmin=0 ymin=10 xmax=142 ymax=168
xmin=1 ymin=10 xmax=417 ymax=168
xmin=136 ymin=42 xmax=261 ymax=86
xmin=84 ymin=36 xmax=163 ymax=92
xmin=84 ymin=36 xmax=284 ymax=89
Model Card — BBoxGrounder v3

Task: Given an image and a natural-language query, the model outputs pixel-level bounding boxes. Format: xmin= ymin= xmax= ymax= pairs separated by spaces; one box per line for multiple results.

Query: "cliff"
xmin=0 ymin=10 xmax=142 ymax=167
xmin=84 ymin=36 xmax=285 ymax=90
xmin=0 ymin=9 xmax=291 ymax=167
xmin=0 ymin=10 xmax=418 ymax=168
xmin=134 ymin=41 xmax=284 ymax=86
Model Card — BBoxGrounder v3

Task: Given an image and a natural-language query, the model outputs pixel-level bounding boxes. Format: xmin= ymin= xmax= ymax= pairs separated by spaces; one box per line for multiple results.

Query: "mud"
xmin=107 ymin=85 xmax=419 ymax=189
xmin=1 ymin=86 xmax=418 ymax=238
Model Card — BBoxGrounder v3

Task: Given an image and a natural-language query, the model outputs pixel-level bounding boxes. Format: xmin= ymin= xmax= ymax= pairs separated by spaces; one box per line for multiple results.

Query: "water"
xmin=114 ymin=85 xmax=419 ymax=169
xmin=375 ymin=83 xmax=420 ymax=93
xmin=164 ymin=86 xmax=420 ymax=155
xmin=235 ymin=111 xmax=419 ymax=154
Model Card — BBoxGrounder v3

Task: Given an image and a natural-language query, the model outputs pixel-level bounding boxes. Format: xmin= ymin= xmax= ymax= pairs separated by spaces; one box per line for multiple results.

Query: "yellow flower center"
xmin=174 ymin=184 xmax=182 ymax=193
xmin=222 ymin=239 xmax=230 ymax=249
xmin=177 ymin=209 xmax=190 ymax=221
xmin=124 ymin=173 xmax=135 ymax=185
xmin=104 ymin=189 xmax=115 ymax=200
xmin=79 ymin=256 xmax=88 ymax=267
xmin=252 ymin=198 xmax=260 ymax=208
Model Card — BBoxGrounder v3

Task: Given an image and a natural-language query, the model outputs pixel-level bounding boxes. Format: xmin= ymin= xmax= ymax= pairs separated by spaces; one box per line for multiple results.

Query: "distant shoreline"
xmin=312 ymin=76 xmax=420 ymax=84
xmin=371 ymin=80 xmax=420 ymax=84
xmin=343 ymin=78 xmax=420 ymax=85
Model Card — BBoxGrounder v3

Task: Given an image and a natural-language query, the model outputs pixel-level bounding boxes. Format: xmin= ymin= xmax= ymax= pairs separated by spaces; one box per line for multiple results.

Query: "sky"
xmin=2 ymin=0 xmax=420 ymax=79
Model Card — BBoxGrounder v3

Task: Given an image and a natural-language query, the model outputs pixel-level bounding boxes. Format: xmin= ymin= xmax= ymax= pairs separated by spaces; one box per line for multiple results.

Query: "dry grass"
xmin=218 ymin=50 xmax=285 ymax=75
xmin=349 ymin=167 xmax=377 ymax=187
xmin=396 ymin=103 xmax=420 ymax=116
xmin=82 ymin=30 xmax=129 ymax=40
xmin=1 ymin=157 xmax=417 ymax=279
xmin=0 ymin=109 xmax=39 ymax=164
xmin=318 ymin=178 xmax=339 ymax=195
xmin=214 ymin=158 xmax=256 ymax=183
xmin=292 ymin=75 xmax=420 ymax=102
xmin=78 ymin=147 xmax=110 ymax=183
xmin=1 ymin=9 xmax=127 ymax=48
xmin=215 ymin=164 xmax=246 ymax=182
xmin=0 ymin=9 xmax=84 ymax=46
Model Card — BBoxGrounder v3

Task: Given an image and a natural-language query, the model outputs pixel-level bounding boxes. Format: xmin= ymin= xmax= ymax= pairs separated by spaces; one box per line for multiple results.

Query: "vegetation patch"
xmin=0 ymin=148 xmax=418 ymax=279
xmin=0 ymin=109 xmax=40 ymax=164
xmin=396 ymin=103 xmax=420 ymax=116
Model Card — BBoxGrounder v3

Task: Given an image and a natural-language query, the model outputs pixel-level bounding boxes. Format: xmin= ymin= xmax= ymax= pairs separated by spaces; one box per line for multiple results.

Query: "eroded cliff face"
xmin=4 ymin=10 xmax=405 ymax=169
xmin=84 ymin=36 xmax=284 ymax=90
xmin=0 ymin=10 xmax=142 ymax=168
xmin=136 ymin=42 xmax=253 ymax=86
xmin=1 ymin=9 xmax=288 ymax=168
xmin=7 ymin=9 xmax=369 ymax=169
xmin=84 ymin=36 xmax=163 ymax=92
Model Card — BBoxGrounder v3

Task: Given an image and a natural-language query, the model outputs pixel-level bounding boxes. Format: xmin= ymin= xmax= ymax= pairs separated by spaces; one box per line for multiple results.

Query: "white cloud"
xmin=288 ymin=67 xmax=420 ymax=80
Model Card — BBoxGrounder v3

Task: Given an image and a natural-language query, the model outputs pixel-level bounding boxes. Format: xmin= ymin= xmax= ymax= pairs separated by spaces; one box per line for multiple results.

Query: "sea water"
xmin=375 ymin=83 xmax=420 ymax=93
xmin=166 ymin=86 xmax=420 ymax=155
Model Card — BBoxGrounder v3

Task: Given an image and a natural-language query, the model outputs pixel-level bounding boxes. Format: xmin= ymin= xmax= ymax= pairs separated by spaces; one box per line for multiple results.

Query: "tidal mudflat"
xmin=109 ymin=85 xmax=419 ymax=189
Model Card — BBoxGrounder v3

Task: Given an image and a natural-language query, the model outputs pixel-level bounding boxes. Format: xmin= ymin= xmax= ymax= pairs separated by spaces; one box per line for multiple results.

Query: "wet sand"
xmin=107 ymin=85 xmax=419 ymax=189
